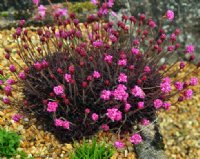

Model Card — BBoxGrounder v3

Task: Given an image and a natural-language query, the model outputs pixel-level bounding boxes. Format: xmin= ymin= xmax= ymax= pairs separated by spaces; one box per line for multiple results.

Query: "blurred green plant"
xmin=70 ymin=138 xmax=115 ymax=159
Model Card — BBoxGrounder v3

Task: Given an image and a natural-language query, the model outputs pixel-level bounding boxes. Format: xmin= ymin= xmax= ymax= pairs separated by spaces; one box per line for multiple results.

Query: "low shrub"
xmin=70 ymin=138 xmax=115 ymax=159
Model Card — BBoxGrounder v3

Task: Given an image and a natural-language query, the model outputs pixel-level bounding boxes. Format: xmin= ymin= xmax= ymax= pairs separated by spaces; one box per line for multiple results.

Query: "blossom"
xmin=148 ymin=20 xmax=157 ymax=28
xmin=114 ymin=141 xmax=125 ymax=149
xmin=85 ymin=108 xmax=90 ymax=114
xmin=54 ymin=8 xmax=67 ymax=17
xmin=153 ymin=99 xmax=163 ymax=109
xmin=106 ymin=108 xmax=122 ymax=121
xmin=118 ymin=73 xmax=127 ymax=83
xmin=4 ymin=85 xmax=12 ymax=96
xmin=9 ymin=64 xmax=16 ymax=72
xmin=184 ymin=89 xmax=193 ymax=99
xmin=2 ymin=97 xmax=10 ymax=104
xmin=63 ymin=121 xmax=70 ymax=129
xmin=113 ymin=84 xmax=129 ymax=101
xmin=166 ymin=10 xmax=174 ymax=21
xmin=19 ymin=71 xmax=26 ymax=80
xmin=91 ymin=0 xmax=98 ymax=5
xmin=93 ymin=40 xmax=103 ymax=48
xmin=140 ymin=118 xmax=150 ymax=126
xmin=125 ymin=103 xmax=131 ymax=111
xmin=160 ymin=77 xmax=171 ymax=93
xmin=163 ymin=102 xmax=171 ymax=110
xmin=144 ymin=66 xmax=151 ymax=73
xmin=118 ymin=59 xmax=127 ymax=66
xmin=107 ymin=0 xmax=114 ymax=8
xmin=93 ymin=71 xmax=101 ymax=79
xmin=64 ymin=73 xmax=72 ymax=83
xmin=131 ymin=86 xmax=145 ymax=99
xmin=130 ymin=133 xmax=142 ymax=145
xmin=91 ymin=113 xmax=99 ymax=121
xmin=6 ymin=79 xmax=15 ymax=85
xmin=190 ymin=77 xmax=198 ymax=86
xmin=131 ymin=47 xmax=139 ymax=55
xmin=12 ymin=114 xmax=23 ymax=122
xmin=174 ymin=81 xmax=183 ymax=91
xmin=38 ymin=5 xmax=47 ymax=19
xmin=100 ymin=90 xmax=112 ymax=100
xmin=32 ymin=0 xmax=39 ymax=6
xmin=104 ymin=55 xmax=113 ymax=64
xmin=53 ymin=85 xmax=64 ymax=95
xmin=185 ymin=44 xmax=195 ymax=54
xmin=137 ymin=102 xmax=144 ymax=109
xmin=101 ymin=124 xmax=109 ymax=131
xmin=47 ymin=101 xmax=58 ymax=112
xmin=54 ymin=119 xmax=63 ymax=127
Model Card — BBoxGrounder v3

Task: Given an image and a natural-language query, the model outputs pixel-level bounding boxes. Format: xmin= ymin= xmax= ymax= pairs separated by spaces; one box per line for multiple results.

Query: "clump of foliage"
xmin=0 ymin=128 xmax=20 ymax=158
xmin=70 ymin=138 xmax=115 ymax=159
xmin=0 ymin=0 xmax=199 ymax=145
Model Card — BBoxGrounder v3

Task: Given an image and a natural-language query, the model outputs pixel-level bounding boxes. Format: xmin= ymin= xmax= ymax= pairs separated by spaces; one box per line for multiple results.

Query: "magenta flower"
xmin=163 ymin=102 xmax=171 ymax=110
xmin=32 ymin=0 xmax=40 ymax=6
xmin=64 ymin=73 xmax=72 ymax=83
xmin=137 ymin=102 xmax=144 ymax=109
xmin=114 ymin=141 xmax=125 ymax=149
xmin=12 ymin=114 xmax=23 ymax=122
xmin=93 ymin=40 xmax=103 ymax=48
xmin=144 ymin=66 xmax=151 ymax=73
xmin=19 ymin=71 xmax=26 ymax=80
xmin=91 ymin=0 xmax=98 ymax=5
xmin=101 ymin=124 xmax=109 ymax=131
xmin=185 ymin=44 xmax=195 ymax=54
xmin=63 ymin=121 xmax=70 ymax=129
xmin=184 ymin=89 xmax=193 ymax=99
xmin=131 ymin=86 xmax=145 ymax=99
xmin=91 ymin=113 xmax=99 ymax=121
xmin=104 ymin=55 xmax=113 ymax=64
xmin=9 ymin=64 xmax=16 ymax=72
xmin=4 ymin=85 xmax=12 ymax=96
xmin=2 ymin=97 xmax=10 ymax=104
xmin=148 ymin=20 xmax=157 ymax=28
xmin=54 ymin=8 xmax=67 ymax=17
xmin=47 ymin=101 xmax=58 ymax=112
xmin=54 ymin=119 xmax=63 ymax=127
xmin=124 ymin=103 xmax=131 ymax=111
xmin=118 ymin=73 xmax=127 ymax=83
xmin=140 ymin=118 xmax=150 ymax=126
xmin=166 ymin=10 xmax=174 ymax=21
xmin=160 ymin=77 xmax=171 ymax=93
xmin=130 ymin=133 xmax=142 ymax=145
xmin=38 ymin=5 xmax=47 ymax=19
xmin=106 ymin=108 xmax=122 ymax=121
xmin=174 ymin=81 xmax=183 ymax=91
xmin=93 ymin=71 xmax=101 ymax=79
xmin=100 ymin=90 xmax=112 ymax=100
xmin=53 ymin=85 xmax=64 ymax=95
xmin=113 ymin=84 xmax=128 ymax=101
xmin=118 ymin=59 xmax=127 ymax=66
xmin=190 ymin=77 xmax=198 ymax=86
xmin=153 ymin=99 xmax=163 ymax=109
xmin=131 ymin=47 xmax=139 ymax=55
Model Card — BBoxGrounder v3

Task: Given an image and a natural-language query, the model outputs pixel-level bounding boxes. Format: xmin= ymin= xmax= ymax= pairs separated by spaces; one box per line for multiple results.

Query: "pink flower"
xmin=144 ymin=66 xmax=151 ymax=73
xmin=166 ymin=10 xmax=174 ymax=21
xmin=163 ymin=102 xmax=171 ymax=110
xmin=118 ymin=59 xmax=127 ymax=66
xmin=125 ymin=103 xmax=131 ymax=111
xmin=53 ymin=85 xmax=64 ymax=95
xmin=19 ymin=71 xmax=26 ymax=80
xmin=106 ymin=108 xmax=122 ymax=121
xmin=148 ymin=20 xmax=156 ymax=28
xmin=91 ymin=113 xmax=99 ymax=121
xmin=12 ymin=114 xmax=23 ymax=122
xmin=153 ymin=99 xmax=163 ymax=109
xmin=32 ymin=0 xmax=40 ymax=6
xmin=4 ymin=85 xmax=12 ymax=96
xmin=113 ymin=84 xmax=129 ymax=101
xmin=167 ymin=45 xmax=174 ymax=51
xmin=85 ymin=108 xmax=90 ymax=114
xmin=9 ymin=64 xmax=16 ymax=72
xmin=185 ymin=44 xmax=195 ymax=54
xmin=131 ymin=86 xmax=145 ymax=99
xmin=54 ymin=119 xmax=63 ymax=127
xmin=2 ymin=97 xmax=10 ymax=104
xmin=111 ymin=11 xmax=117 ymax=17
xmin=63 ymin=121 xmax=70 ymax=129
xmin=91 ymin=0 xmax=98 ymax=5
xmin=93 ymin=40 xmax=103 ymax=48
xmin=190 ymin=77 xmax=198 ymax=86
xmin=137 ymin=102 xmax=144 ymax=109
xmin=54 ymin=8 xmax=67 ymax=17
xmin=101 ymin=124 xmax=109 ymax=131
xmin=184 ymin=89 xmax=193 ymax=99
xmin=174 ymin=81 xmax=183 ymax=91
xmin=104 ymin=55 xmax=113 ymax=64
xmin=140 ymin=118 xmax=150 ymax=126
xmin=114 ymin=141 xmax=125 ymax=149
xmin=160 ymin=77 xmax=171 ymax=93
xmin=107 ymin=0 xmax=114 ymax=8
xmin=131 ymin=47 xmax=139 ymax=55
xmin=38 ymin=5 xmax=47 ymax=19
xmin=130 ymin=133 xmax=142 ymax=145
xmin=93 ymin=71 xmax=101 ymax=79
xmin=118 ymin=73 xmax=127 ymax=83
xmin=64 ymin=73 xmax=72 ymax=83
xmin=6 ymin=79 xmax=15 ymax=85
xmin=47 ymin=101 xmax=58 ymax=112
xmin=100 ymin=90 xmax=112 ymax=100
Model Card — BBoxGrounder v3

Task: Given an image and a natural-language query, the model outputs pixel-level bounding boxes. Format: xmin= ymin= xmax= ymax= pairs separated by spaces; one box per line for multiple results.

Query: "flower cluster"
xmin=0 ymin=0 xmax=199 ymax=145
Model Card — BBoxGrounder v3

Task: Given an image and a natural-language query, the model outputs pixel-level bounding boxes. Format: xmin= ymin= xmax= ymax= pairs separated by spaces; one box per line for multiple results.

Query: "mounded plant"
xmin=0 ymin=0 xmax=199 ymax=146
